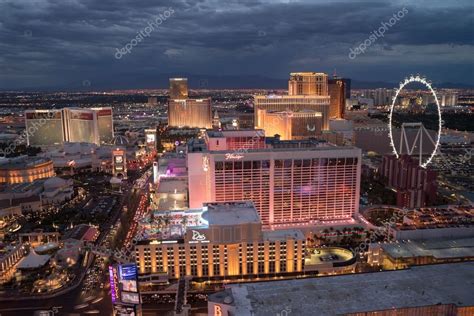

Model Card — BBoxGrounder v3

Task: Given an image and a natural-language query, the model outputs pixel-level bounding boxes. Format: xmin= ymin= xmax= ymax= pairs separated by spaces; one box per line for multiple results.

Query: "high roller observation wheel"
xmin=388 ymin=75 xmax=442 ymax=168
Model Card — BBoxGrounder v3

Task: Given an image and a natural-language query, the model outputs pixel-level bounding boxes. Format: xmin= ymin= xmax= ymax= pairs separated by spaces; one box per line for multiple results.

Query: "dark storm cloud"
xmin=0 ymin=0 xmax=472 ymax=89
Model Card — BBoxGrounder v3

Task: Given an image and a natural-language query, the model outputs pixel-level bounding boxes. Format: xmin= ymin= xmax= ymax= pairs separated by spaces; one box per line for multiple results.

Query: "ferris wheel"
xmin=388 ymin=75 xmax=442 ymax=168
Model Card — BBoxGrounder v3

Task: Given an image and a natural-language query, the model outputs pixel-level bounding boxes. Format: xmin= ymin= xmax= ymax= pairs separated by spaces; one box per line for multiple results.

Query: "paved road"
xmin=0 ymin=181 xmax=138 ymax=315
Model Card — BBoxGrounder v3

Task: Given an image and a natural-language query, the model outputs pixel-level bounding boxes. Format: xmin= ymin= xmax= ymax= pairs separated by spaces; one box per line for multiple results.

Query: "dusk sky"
xmin=1 ymin=0 xmax=473 ymax=90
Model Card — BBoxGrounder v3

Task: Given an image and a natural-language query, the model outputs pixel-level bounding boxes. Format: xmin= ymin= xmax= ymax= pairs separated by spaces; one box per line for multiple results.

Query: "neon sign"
xmin=215 ymin=305 xmax=223 ymax=316
xmin=202 ymin=156 xmax=210 ymax=171
xmin=109 ymin=266 xmax=119 ymax=303
xmin=225 ymin=153 xmax=244 ymax=160
xmin=192 ymin=230 xmax=207 ymax=241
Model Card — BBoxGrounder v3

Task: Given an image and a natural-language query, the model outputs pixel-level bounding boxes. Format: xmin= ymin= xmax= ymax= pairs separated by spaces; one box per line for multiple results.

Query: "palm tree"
xmin=163 ymin=214 xmax=171 ymax=235
xmin=181 ymin=216 xmax=188 ymax=235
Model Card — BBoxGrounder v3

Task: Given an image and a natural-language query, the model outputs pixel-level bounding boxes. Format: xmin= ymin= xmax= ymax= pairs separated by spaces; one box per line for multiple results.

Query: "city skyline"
xmin=0 ymin=1 xmax=472 ymax=315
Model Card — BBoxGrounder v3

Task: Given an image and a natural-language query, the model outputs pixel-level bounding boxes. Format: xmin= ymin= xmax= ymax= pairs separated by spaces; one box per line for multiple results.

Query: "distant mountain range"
xmin=4 ymin=74 xmax=474 ymax=92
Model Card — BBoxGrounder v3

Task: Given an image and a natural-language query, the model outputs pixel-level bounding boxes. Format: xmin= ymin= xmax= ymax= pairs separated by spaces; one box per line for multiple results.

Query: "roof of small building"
xmin=210 ymin=262 xmax=474 ymax=316
xmin=17 ymin=250 xmax=50 ymax=269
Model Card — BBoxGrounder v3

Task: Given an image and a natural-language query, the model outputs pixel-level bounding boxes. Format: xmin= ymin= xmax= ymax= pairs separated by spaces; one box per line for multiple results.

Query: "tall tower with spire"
xmin=212 ymin=110 xmax=221 ymax=129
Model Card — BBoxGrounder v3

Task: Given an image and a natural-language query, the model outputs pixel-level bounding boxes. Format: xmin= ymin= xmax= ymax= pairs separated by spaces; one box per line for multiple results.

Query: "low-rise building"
xmin=208 ymin=262 xmax=474 ymax=316
xmin=135 ymin=202 xmax=307 ymax=282
xmin=0 ymin=177 xmax=74 ymax=215
xmin=0 ymin=156 xmax=54 ymax=184
xmin=368 ymin=237 xmax=474 ymax=270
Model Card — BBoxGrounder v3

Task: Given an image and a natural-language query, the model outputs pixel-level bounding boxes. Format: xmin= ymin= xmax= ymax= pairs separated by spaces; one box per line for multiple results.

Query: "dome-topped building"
xmin=112 ymin=135 xmax=129 ymax=147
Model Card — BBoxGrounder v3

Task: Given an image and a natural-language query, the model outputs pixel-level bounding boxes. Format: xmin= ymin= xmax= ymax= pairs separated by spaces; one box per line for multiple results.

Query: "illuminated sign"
xmin=70 ymin=111 xmax=93 ymax=120
xmin=202 ymin=156 xmax=209 ymax=172
xmin=192 ymin=230 xmax=207 ymax=242
xmin=109 ymin=266 xmax=119 ymax=303
xmin=114 ymin=305 xmax=136 ymax=316
xmin=110 ymin=264 xmax=140 ymax=306
xmin=96 ymin=109 xmax=112 ymax=116
xmin=225 ymin=153 xmax=244 ymax=160
xmin=215 ymin=305 xmax=223 ymax=316
xmin=119 ymin=264 xmax=138 ymax=293
xmin=121 ymin=291 xmax=140 ymax=304
xmin=146 ymin=134 xmax=155 ymax=143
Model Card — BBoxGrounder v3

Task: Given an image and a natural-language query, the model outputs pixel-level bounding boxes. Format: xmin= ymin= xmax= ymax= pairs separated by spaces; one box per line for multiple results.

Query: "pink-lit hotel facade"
xmin=188 ymin=131 xmax=361 ymax=227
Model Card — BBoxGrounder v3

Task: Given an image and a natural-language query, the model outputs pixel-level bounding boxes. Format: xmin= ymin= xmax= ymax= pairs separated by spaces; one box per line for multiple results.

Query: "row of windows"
xmin=215 ymin=158 xmax=358 ymax=170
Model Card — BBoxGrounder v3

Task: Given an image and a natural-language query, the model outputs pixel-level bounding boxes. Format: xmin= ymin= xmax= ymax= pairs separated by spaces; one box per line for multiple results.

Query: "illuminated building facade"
xmin=0 ymin=156 xmax=54 ymax=184
xmin=212 ymin=110 xmax=221 ymax=129
xmin=255 ymin=72 xmax=330 ymax=130
xmin=112 ymin=148 xmax=127 ymax=179
xmin=144 ymin=129 xmax=157 ymax=151
xmin=63 ymin=108 xmax=98 ymax=144
xmin=135 ymin=202 xmax=306 ymax=280
xmin=204 ymin=130 xmax=266 ymax=151
xmin=169 ymin=78 xmax=188 ymax=99
xmin=94 ymin=108 xmax=114 ymax=144
xmin=328 ymin=78 xmax=346 ymax=119
xmin=439 ymin=92 xmax=458 ymax=106
xmin=288 ymin=72 xmax=328 ymax=96
xmin=25 ymin=107 xmax=114 ymax=146
xmin=188 ymin=132 xmax=361 ymax=226
xmin=381 ymin=155 xmax=437 ymax=208
xmin=256 ymin=110 xmax=322 ymax=140
xmin=148 ymin=96 xmax=158 ymax=106
xmin=168 ymin=98 xmax=212 ymax=129
xmin=109 ymin=263 xmax=142 ymax=315
xmin=254 ymin=95 xmax=330 ymax=130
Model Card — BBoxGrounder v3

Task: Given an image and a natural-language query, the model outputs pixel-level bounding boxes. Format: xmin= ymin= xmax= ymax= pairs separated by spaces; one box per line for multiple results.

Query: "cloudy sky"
xmin=0 ymin=0 xmax=473 ymax=90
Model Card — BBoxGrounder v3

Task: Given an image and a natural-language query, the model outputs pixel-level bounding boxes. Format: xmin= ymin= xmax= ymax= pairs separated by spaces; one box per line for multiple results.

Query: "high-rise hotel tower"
xmin=169 ymin=78 xmax=188 ymax=99
xmin=254 ymin=72 xmax=331 ymax=130
xmin=288 ymin=72 xmax=328 ymax=96
xmin=25 ymin=107 xmax=114 ymax=146
xmin=188 ymin=130 xmax=361 ymax=226
xmin=168 ymin=78 xmax=212 ymax=129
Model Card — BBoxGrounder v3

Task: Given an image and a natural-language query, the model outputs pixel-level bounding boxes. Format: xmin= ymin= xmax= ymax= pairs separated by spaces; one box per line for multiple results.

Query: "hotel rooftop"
xmin=210 ymin=262 xmax=474 ymax=316
xmin=203 ymin=202 xmax=260 ymax=226
xmin=377 ymin=237 xmax=474 ymax=260
xmin=0 ymin=156 xmax=51 ymax=169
